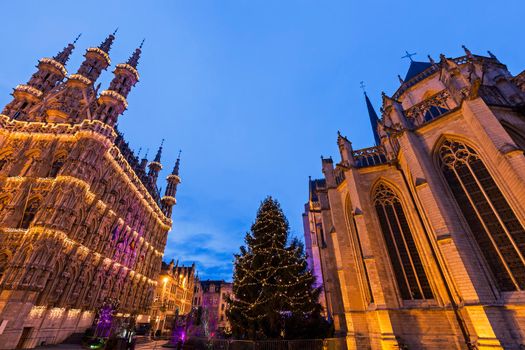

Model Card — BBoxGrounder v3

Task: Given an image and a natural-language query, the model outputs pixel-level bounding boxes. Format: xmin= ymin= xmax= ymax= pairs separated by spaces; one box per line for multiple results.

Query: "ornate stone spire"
xmin=1 ymin=36 xmax=81 ymax=119
xmin=172 ymin=150 xmax=181 ymax=176
xmin=53 ymin=34 xmax=80 ymax=65
xmin=127 ymin=39 xmax=144 ymax=68
xmin=77 ymin=32 xmax=114 ymax=82
xmin=154 ymin=139 xmax=164 ymax=163
xmin=162 ymin=149 xmax=182 ymax=218
xmin=99 ymin=28 xmax=118 ymax=53
xmin=97 ymin=39 xmax=143 ymax=126
xmin=148 ymin=140 xmax=164 ymax=185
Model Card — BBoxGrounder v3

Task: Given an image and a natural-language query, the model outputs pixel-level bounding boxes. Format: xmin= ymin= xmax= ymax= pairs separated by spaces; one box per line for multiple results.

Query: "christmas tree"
xmin=227 ymin=197 xmax=330 ymax=339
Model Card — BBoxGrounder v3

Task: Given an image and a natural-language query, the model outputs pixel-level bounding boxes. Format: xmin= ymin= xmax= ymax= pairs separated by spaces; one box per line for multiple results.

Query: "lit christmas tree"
xmin=227 ymin=197 xmax=330 ymax=339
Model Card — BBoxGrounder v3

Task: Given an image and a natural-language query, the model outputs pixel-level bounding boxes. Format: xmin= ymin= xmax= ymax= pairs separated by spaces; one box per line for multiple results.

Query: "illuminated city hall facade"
xmin=304 ymin=48 xmax=525 ymax=349
xmin=0 ymin=33 xmax=181 ymax=349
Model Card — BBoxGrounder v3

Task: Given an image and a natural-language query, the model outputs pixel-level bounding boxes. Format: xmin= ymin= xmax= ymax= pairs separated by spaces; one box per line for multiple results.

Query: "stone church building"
xmin=0 ymin=33 xmax=181 ymax=348
xmin=304 ymin=47 xmax=525 ymax=349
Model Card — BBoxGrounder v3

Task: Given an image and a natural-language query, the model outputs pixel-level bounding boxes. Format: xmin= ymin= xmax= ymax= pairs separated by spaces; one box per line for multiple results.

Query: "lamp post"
xmin=161 ymin=277 xmax=169 ymax=335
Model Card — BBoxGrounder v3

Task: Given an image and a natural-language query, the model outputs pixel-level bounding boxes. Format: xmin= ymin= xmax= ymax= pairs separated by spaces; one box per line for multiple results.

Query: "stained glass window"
xmin=439 ymin=139 xmax=525 ymax=291
xmin=374 ymin=184 xmax=433 ymax=300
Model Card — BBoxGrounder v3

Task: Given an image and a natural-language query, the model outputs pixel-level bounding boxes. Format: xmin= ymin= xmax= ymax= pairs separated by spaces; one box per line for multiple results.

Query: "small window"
xmin=20 ymin=198 xmax=40 ymax=229
xmin=49 ymin=157 xmax=65 ymax=178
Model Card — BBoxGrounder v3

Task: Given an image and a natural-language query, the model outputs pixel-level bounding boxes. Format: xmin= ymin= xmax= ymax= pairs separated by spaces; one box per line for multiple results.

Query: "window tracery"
xmin=439 ymin=139 xmax=525 ymax=291
xmin=374 ymin=183 xmax=433 ymax=300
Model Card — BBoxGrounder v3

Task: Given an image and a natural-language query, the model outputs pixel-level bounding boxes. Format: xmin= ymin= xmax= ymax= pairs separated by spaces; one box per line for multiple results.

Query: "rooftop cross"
xmin=401 ymin=50 xmax=417 ymax=62
xmin=360 ymin=81 xmax=366 ymax=93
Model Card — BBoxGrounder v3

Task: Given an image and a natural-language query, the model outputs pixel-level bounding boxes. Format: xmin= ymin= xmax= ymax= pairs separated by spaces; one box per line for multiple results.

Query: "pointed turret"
xmin=54 ymin=34 xmax=80 ymax=65
xmin=154 ymin=140 xmax=163 ymax=163
xmin=148 ymin=140 xmax=164 ymax=185
xmin=99 ymin=29 xmax=117 ymax=53
xmin=127 ymin=39 xmax=144 ymax=68
xmin=365 ymin=92 xmax=381 ymax=146
xmin=96 ymin=40 xmax=143 ymax=126
xmin=161 ymin=150 xmax=182 ymax=217
xmin=2 ymin=36 xmax=79 ymax=120
xmin=76 ymin=31 xmax=115 ymax=82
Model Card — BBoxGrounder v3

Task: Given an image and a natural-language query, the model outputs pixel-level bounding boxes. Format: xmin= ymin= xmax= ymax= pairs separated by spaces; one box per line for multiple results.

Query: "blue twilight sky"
xmin=0 ymin=1 xmax=523 ymax=280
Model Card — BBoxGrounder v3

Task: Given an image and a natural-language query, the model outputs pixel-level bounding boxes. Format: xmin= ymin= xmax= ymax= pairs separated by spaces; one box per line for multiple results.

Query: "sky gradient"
xmin=0 ymin=1 xmax=524 ymax=280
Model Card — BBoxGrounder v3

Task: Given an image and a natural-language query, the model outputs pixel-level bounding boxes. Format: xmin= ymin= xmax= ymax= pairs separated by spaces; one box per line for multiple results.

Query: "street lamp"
xmin=160 ymin=277 xmax=169 ymax=336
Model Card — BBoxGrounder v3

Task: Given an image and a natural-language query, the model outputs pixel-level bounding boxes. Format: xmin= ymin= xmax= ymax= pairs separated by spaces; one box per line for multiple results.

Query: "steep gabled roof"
xmin=404 ymin=61 xmax=432 ymax=81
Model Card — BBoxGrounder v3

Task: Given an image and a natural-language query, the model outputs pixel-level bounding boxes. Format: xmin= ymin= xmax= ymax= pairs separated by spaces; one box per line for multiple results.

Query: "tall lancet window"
xmin=439 ymin=139 xmax=525 ymax=291
xmin=374 ymin=184 xmax=433 ymax=300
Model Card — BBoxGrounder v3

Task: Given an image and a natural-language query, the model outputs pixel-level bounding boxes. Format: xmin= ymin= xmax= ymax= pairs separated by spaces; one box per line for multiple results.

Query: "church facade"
xmin=0 ymin=33 xmax=181 ymax=349
xmin=304 ymin=48 xmax=525 ymax=349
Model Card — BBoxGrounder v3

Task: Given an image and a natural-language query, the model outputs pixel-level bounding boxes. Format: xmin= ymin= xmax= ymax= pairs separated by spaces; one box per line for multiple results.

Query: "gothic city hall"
xmin=304 ymin=48 xmax=525 ymax=349
xmin=0 ymin=33 xmax=181 ymax=349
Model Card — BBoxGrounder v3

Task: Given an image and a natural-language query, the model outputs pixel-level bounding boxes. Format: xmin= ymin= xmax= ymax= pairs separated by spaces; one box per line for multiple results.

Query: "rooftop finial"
xmin=462 ymin=45 xmax=473 ymax=58
xmin=73 ymin=33 xmax=82 ymax=44
xmin=401 ymin=50 xmax=417 ymax=62
xmin=139 ymin=38 xmax=145 ymax=49
xmin=487 ymin=50 xmax=497 ymax=59
xmin=397 ymin=75 xmax=404 ymax=84
xmin=113 ymin=27 xmax=119 ymax=36
xmin=427 ymin=54 xmax=435 ymax=65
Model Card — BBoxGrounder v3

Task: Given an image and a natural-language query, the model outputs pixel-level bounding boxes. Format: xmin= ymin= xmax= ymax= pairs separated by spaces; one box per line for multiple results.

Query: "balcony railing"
xmin=353 ymin=146 xmax=388 ymax=168
xmin=404 ymin=89 xmax=452 ymax=126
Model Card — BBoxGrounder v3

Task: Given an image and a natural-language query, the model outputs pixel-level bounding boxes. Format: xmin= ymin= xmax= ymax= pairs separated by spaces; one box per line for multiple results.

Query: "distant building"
xmin=150 ymin=260 xmax=196 ymax=334
xmin=0 ymin=33 xmax=182 ymax=349
xmin=304 ymin=48 xmax=525 ymax=349
xmin=193 ymin=279 xmax=232 ymax=334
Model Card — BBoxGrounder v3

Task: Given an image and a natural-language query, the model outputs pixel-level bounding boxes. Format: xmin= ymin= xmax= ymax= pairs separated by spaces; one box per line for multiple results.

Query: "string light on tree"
xmin=226 ymin=197 xmax=331 ymax=340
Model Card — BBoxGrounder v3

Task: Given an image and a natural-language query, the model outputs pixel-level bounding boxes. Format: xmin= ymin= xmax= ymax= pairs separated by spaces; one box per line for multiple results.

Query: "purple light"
xmin=95 ymin=303 xmax=115 ymax=338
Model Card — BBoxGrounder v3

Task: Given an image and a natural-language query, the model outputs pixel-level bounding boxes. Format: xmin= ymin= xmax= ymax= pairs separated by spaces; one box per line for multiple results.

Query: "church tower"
xmin=304 ymin=48 xmax=525 ymax=350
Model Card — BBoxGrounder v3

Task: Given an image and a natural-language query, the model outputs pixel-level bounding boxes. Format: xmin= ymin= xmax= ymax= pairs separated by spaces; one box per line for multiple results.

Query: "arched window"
xmin=374 ymin=184 xmax=433 ymax=300
xmin=439 ymin=139 xmax=525 ymax=291
xmin=20 ymin=198 xmax=40 ymax=229
xmin=48 ymin=156 xmax=65 ymax=178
